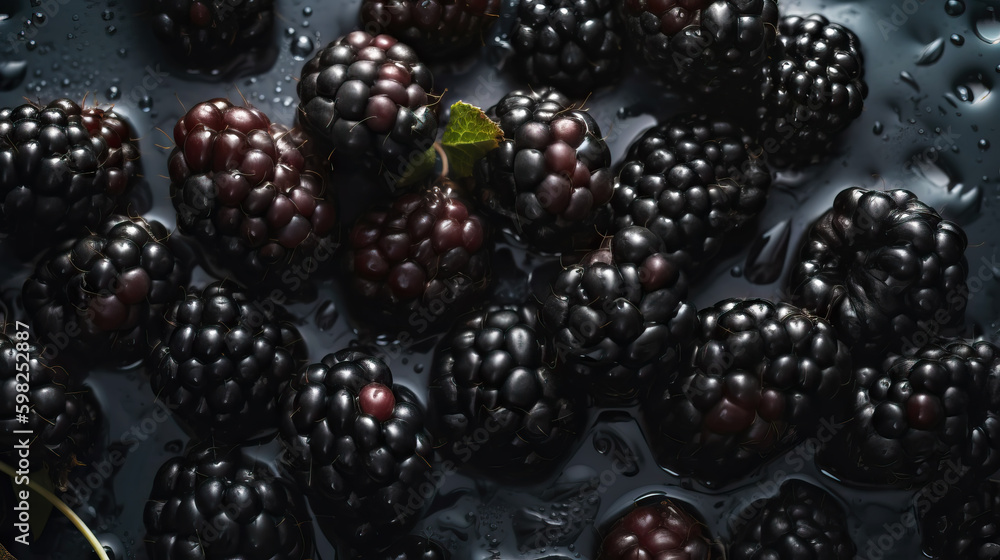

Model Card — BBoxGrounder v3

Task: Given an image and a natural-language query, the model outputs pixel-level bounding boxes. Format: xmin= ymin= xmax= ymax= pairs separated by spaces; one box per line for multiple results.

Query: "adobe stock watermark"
xmin=877 ymin=0 xmax=931 ymax=40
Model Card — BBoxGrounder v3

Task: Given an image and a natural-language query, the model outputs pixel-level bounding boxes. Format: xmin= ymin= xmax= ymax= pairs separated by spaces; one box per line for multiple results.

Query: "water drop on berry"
xmin=359 ymin=383 xmax=395 ymax=422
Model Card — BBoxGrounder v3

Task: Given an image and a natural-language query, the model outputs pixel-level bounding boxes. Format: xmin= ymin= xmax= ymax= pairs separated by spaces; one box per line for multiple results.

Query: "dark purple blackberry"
xmin=346 ymin=182 xmax=490 ymax=326
xmin=359 ymin=0 xmax=501 ymax=60
xmin=297 ymin=32 xmax=439 ymax=184
xmin=613 ymin=115 xmax=771 ymax=275
xmin=151 ymin=0 xmax=274 ymax=65
xmin=818 ymin=339 xmax=1000 ymax=488
xmin=429 ymin=304 xmax=582 ymax=476
xmin=0 ymin=331 xmax=99 ymax=488
xmin=920 ymin=480 xmax=1000 ymax=559
xmin=0 ymin=99 xmax=139 ymax=252
xmin=148 ymin=282 xmax=307 ymax=443
xmin=598 ymin=499 xmax=711 ymax=560
xmin=539 ymin=226 xmax=697 ymax=401
xmin=751 ymin=14 xmax=867 ymax=167
xmin=169 ymin=98 xmax=337 ymax=286
xmin=618 ymin=0 xmax=778 ymax=94
xmin=729 ymin=480 xmax=856 ymax=560
xmin=473 ymin=88 xmax=613 ymax=253
xmin=143 ymin=445 xmax=313 ymax=560
xmin=22 ymin=215 xmax=189 ymax=365
xmin=645 ymin=298 xmax=852 ymax=486
xmin=278 ymin=349 xmax=433 ymax=549
xmin=511 ymin=0 xmax=623 ymax=98
xmin=789 ymin=188 xmax=969 ymax=357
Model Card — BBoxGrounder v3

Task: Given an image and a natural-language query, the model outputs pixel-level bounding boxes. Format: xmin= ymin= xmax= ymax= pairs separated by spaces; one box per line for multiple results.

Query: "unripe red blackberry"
xmin=598 ymin=499 xmax=712 ymax=560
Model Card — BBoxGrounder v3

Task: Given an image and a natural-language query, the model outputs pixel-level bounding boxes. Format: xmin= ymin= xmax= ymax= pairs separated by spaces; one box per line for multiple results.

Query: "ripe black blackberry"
xmin=920 ymin=480 xmax=1000 ymax=559
xmin=278 ymin=349 xmax=433 ymax=549
xmin=474 ymin=88 xmax=613 ymax=253
xmin=540 ymin=226 xmax=697 ymax=401
xmin=613 ymin=115 xmax=771 ymax=275
xmin=169 ymin=99 xmax=337 ymax=286
xmin=345 ymin=181 xmax=489 ymax=326
xmin=729 ymin=480 xmax=856 ymax=560
xmin=0 ymin=331 xmax=99 ymax=488
xmin=751 ymin=14 xmax=867 ymax=167
xmin=598 ymin=499 xmax=711 ymax=560
xmin=359 ymin=0 xmax=501 ymax=60
xmin=818 ymin=339 xmax=1000 ymax=488
xmin=511 ymin=0 xmax=623 ymax=98
xmin=618 ymin=0 xmax=778 ymax=94
xmin=645 ymin=298 xmax=852 ymax=486
xmin=0 ymin=99 xmax=139 ymax=252
xmin=22 ymin=215 xmax=189 ymax=365
xmin=789 ymin=188 xmax=968 ymax=357
xmin=148 ymin=282 xmax=307 ymax=443
xmin=143 ymin=445 xmax=313 ymax=560
xmin=429 ymin=304 xmax=582 ymax=476
xmin=151 ymin=0 xmax=275 ymax=65
xmin=297 ymin=31 xmax=439 ymax=184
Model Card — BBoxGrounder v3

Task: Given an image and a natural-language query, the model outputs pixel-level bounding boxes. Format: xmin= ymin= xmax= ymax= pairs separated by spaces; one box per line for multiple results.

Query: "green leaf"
xmin=441 ymin=102 xmax=503 ymax=179
xmin=28 ymin=469 xmax=54 ymax=540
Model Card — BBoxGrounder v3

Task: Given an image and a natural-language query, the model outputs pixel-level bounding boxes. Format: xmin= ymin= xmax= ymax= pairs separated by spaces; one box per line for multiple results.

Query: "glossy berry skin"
xmin=729 ymin=480 xmax=856 ymax=560
xmin=613 ymin=115 xmax=771 ymax=275
xmin=789 ymin=188 xmax=968 ymax=357
xmin=619 ymin=0 xmax=778 ymax=94
xmin=0 ymin=99 xmax=139 ymax=251
xmin=346 ymin=183 xmax=489 ymax=323
xmin=297 ymin=32 xmax=438 ymax=184
xmin=920 ymin=480 xmax=1000 ymax=559
xmin=359 ymin=0 xmax=501 ymax=60
xmin=511 ymin=0 xmax=622 ymax=98
xmin=819 ymin=339 xmax=1000 ymax=489
xmin=278 ymin=350 xmax=433 ymax=549
xmin=0 ymin=332 xmax=98 ymax=488
xmin=540 ymin=226 xmax=698 ymax=402
xmin=148 ymin=282 xmax=307 ymax=443
xmin=597 ymin=500 xmax=711 ymax=560
xmin=429 ymin=304 xmax=582 ymax=476
xmin=474 ymin=88 xmax=613 ymax=253
xmin=646 ymin=298 xmax=852 ymax=486
xmin=750 ymin=15 xmax=867 ymax=167
xmin=151 ymin=0 xmax=274 ymax=65
xmin=22 ymin=215 xmax=188 ymax=365
xmin=169 ymin=98 xmax=337 ymax=285
xmin=143 ymin=445 xmax=313 ymax=560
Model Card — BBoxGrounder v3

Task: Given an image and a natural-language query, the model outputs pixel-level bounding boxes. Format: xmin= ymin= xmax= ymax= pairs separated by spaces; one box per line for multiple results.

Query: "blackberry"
xmin=598 ymin=499 xmax=711 ymax=560
xmin=613 ymin=114 xmax=771 ymax=275
xmin=618 ymin=0 xmax=778 ymax=94
xmin=0 ymin=331 xmax=99 ymax=488
xmin=359 ymin=0 xmax=501 ymax=60
xmin=818 ymin=339 xmax=1000 ymax=488
xmin=22 ymin=215 xmax=189 ymax=365
xmin=789 ymin=188 xmax=968 ymax=357
xmin=169 ymin=99 xmax=337 ymax=286
xmin=143 ymin=445 xmax=313 ymax=560
xmin=297 ymin=32 xmax=439 ymax=184
xmin=474 ymin=88 xmax=613 ymax=253
xmin=429 ymin=304 xmax=582 ymax=476
xmin=278 ymin=349 xmax=433 ymax=549
xmin=920 ymin=480 xmax=1000 ymax=559
xmin=645 ymin=298 xmax=852 ymax=486
xmin=539 ymin=226 xmax=697 ymax=401
xmin=148 ymin=282 xmax=307 ymax=443
xmin=751 ymin=14 xmax=867 ymax=167
xmin=151 ymin=0 xmax=275 ymax=65
xmin=729 ymin=480 xmax=856 ymax=560
xmin=345 ymin=181 xmax=489 ymax=326
xmin=0 ymin=99 xmax=139 ymax=252
xmin=511 ymin=0 xmax=623 ymax=98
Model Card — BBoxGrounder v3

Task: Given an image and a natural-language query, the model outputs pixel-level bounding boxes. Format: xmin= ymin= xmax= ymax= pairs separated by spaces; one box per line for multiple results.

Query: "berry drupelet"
xmin=789 ymin=187 xmax=968 ymax=357
xmin=920 ymin=480 xmax=1000 ymax=559
xmin=278 ymin=349 xmax=433 ymax=549
xmin=645 ymin=298 xmax=852 ymax=486
xmin=359 ymin=0 xmax=501 ymax=60
xmin=474 ymin=88 xmax=613 ymax=253
xmin=0 ymin=99 xmax=139 ymax=252
xmin=613 ymin=114 xmax=771 ymax=275
xmin=22 ymin=215 xmax=189 ymax=365
xmin=597 ymin=499 xmax=712 ymax=560
xmin=148 ymin=282 xmax=307 ymax=443
xmin=151 ymin=0 xmax=275 ymax=65
xmin=511 ymin=0 xmax=623 ymax=98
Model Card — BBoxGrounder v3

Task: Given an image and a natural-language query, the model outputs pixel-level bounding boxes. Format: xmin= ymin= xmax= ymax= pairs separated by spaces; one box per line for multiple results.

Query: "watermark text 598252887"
xmin=10 ymin=321 xmax=33 ymax=547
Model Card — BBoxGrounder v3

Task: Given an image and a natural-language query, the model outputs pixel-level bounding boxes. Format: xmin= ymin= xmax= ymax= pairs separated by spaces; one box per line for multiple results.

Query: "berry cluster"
xmin=360 ymin=0 xmax=501 ymax=59
xmin=151 ymin=0 xmax=275 ymax=66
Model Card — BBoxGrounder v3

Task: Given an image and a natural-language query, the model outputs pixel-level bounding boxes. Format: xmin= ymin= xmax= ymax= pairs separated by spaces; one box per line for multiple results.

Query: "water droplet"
xmin=105 ymin=25 xmax=116 ymax=35
xmin=900 ymin=71 xmax=920 ymax=92
xmin=32 ymin=12 xmax=44 ymax=23
xmin=873 ymin=121 xmax=884 ymax=134
xmin=302 ymin=20 xmax=310 ymax=28
xmin=164 ymin=440 xmax=182 ymax=453
xmin=730 ymin=265 xmax=743 ymax=277
xmin=980 ymin=139 xmax=990 ymax=150
xmin=745 ymin=220 xmax=792 ymax=285
xmin=285 ymin=27 xmax=295 ymax=36
xmin=66 ymin=33 xmax=74 ymax=39
xmin=102 ymin=9 xmax=114 ymax=20
xmin=946 ymin=0 xmax=966 ymax=16
xmin=916 ymin=37 xmax=945 ymax=65
xmin=975 ymin=7 xmax=1000 ymax=44
xmin=0 ymin=60 xmax=28 ymax=91
xmin=138 ymin=96 xmax=153 ymax=112
xmin=303 ymin=6 xmax=313 ymax=16
xmin=414 ymin=363 xmax=424 ymax=373
xmin=117 ymin=48 xmax=127 ymax=58
xmin=291 ymin=35 xmax=314 ymax=59
xmin=951 ymin=33 xmax=965 ymax=46
xmin=106 ymin=85 xmax=120 ymax=100
xmin=954 ymin=74 xmax=992 ymax=104
xmin=25 ymin=40 xmax=36 ymax=51
xmin=315 ymin=300 xmax=338 ymax=330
